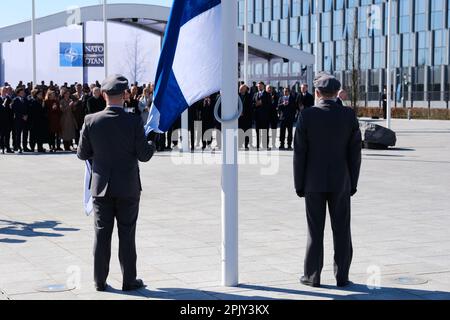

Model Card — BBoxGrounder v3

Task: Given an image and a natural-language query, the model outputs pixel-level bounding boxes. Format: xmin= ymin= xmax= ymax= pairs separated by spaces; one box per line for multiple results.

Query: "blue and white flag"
xmin=145 ymin=0 xmax=222 ymax=134
xmin=84 ymin=0 xmax=222 ymax=215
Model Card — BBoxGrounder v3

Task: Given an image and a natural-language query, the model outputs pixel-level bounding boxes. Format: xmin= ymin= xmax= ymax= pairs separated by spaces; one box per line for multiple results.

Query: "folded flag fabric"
xmin=145 ymin=0 xmax=222 ymax=135
xmin=83 ymin=160 xmax=94 ymax=216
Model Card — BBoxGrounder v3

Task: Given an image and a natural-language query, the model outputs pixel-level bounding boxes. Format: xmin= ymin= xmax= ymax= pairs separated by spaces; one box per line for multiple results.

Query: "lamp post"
xmin=103 ymin=0 xmax=108 ymax=78
xmin=386 ymin=0 xmax=392 ymax=128
xmin=32 ymin=0 xmax=37 ymax=86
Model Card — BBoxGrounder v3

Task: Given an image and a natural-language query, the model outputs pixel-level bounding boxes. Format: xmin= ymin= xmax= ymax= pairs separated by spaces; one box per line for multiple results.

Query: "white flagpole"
xmin=221 ymin=0 xmax=239 ymax=287
xmin=386 ymin=0 xmax=392 ymax=129
xmin=243 ymin=0 xmax=249 ymax=85
xmin=103 ymin=0 xmax=108 ymax=78
xmin=32 ymin=0 xmax=37 ymax=86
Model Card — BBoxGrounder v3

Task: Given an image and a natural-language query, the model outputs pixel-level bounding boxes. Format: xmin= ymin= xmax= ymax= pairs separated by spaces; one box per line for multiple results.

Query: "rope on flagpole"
xmin=213 ymin=95 xmax=243 ymax=124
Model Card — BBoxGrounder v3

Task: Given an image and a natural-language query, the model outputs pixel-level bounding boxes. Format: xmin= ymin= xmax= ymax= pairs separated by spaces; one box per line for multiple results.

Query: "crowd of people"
xmin=0 ymin=79 xmax=348 ymax=155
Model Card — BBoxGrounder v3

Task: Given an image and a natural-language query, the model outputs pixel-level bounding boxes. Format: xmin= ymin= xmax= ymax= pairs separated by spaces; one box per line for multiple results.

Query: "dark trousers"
xmin=280 ymin=120 xmax=293 ymax=148
xmin=49 ymin=132 xmax=61 ymax=150
xmin=239 ymin=121 xmax=252 ymax=149
xmin=93 ymin=195 xmax=140 ymax=286
xmin=304 ymin=191 xmax=353 ymax=284
xmin=30 ymin=128 xmax=43 ymax=152
xmin=13 ymin=121 xmax=25 ymax=150
xmin=256 ymin=123 xmax=269 ymax=149
xmin=0 ymin=129 xmax=11 ymax=151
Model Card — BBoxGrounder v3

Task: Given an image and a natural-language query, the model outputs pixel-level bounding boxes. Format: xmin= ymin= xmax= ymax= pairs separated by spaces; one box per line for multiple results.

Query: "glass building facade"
xmin=238 ymin=0 xmax=450 ymax=106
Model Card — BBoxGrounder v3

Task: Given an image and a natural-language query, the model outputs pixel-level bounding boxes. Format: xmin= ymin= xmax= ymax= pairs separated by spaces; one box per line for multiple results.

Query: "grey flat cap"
xmin=314 ymin=72 xmax=341 ymax=93
xmin=101 ymin=74 xmax=129 ymax=95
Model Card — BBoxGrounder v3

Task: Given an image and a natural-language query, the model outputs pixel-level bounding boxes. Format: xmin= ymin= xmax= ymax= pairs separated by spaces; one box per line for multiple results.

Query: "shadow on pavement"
xmin=0 ymin=219 xmax=79 ymax=242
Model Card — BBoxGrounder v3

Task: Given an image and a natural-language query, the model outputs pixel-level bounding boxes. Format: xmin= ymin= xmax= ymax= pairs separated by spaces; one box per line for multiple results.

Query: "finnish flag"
xmin=145 ymin=0 xmax=222 ymax=134
xmin=84 ymin=0 xmax=222 ymax=215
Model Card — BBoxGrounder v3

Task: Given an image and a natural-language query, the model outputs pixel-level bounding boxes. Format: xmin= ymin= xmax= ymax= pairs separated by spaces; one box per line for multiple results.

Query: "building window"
xmin=414 ymin=0 xmax=427 ymax=32
xmin=361 ymin=37 xmax=371 ymax=70
xmin=322 ymin=11 xmax=332 ymax=42
xmin=324 ymin=0 xmax=332 ymax=12
xmin=264 ymin=0 xmax=272 ymax=21
xmin=255 ymin=0 xmax=263 ymax=23
xmin=431 ymin=0 xmax=444 ymax=30
xmin=292 ymin=0 xmax=301 ymax=17
xmin=417 ymin=31 xmax=430 ymax=66
xmin=335 ymin=40 xmax=346 ymax=71
xmin=434 ymin=29 xmax=447 ymax=65
xmin=333 ymin=10 xmax=344 ymax=40
xmin=401 ymin=33 xmax=413 ymax=67
xmin=271 ymin=20 xmax=280 ymax=42
xmin=280 ymin=19 xmax=289 ymax=45
xmin=282 ymin=0 xmax=290 ymax=19
xmin=290 ymin=17 xmax=300 ymax=45
xmin=374 ymin=36 xmax=385 ymax=69
xmin=262 ymin=21 xmax=270 ymax=39
xmin=299 ymin=15 xmax=310 ymax=44
xmin=399 ymin=0 xmax=411 ymax=33
xmin=273 ymin=0 xmax=281 ymax=20
xmin=390 ymin=34 xmax=399 ymax=68
xmin=323 ymin=42 xmax=333 ymax=72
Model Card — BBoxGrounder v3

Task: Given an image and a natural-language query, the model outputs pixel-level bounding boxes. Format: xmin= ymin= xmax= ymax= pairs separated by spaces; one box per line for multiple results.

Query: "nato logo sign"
xmin=60 ymin=43 xmax=83 ymax=67
xmin=59 ymin=43 xmax=104 ymax=67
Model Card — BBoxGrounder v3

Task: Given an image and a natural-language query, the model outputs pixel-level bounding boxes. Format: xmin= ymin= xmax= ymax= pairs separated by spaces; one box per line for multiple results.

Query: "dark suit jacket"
xmin=11 ymin=97 xmax=29 ymax=123
xmin=278 ymin=95 xmax=297 ymax=123
xmin=253 ymin=91 xmax=271 ymax=125
xmin=294 ymin=100 xmax=362 ymax=194
xmin=86 ymin=96 xmax=106 ymax=114
xmin=239 ymin=92 xmax=253 ymax=129
xmin=297 ymin=92 xmax=315 ymax=110
xmin=77 ymin=107 xmax=156 ymax=198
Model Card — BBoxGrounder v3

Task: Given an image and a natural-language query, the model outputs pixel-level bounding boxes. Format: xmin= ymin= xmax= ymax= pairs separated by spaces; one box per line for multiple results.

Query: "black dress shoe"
xmin=300 ymin=276 xmax=320 ymax=288
xmin=337 ymin=280 xmax=352 ymax=288
xmin=122 ymin=279 xmax=146 ymax=291
xmin=95 ymin=283 xmax=108 ymax=292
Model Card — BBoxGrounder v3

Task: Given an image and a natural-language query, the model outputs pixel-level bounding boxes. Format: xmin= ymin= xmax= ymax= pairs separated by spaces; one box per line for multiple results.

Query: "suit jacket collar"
xmin=315 ymin=99 xmax=340 ymax=110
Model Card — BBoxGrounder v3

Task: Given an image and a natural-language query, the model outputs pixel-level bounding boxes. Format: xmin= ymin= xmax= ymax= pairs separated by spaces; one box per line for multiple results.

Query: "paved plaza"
xmin=0 ymin=119 xmax=449 ymax=300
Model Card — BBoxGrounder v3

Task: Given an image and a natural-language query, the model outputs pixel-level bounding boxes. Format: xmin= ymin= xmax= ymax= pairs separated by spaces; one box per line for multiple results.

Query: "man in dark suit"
xmin=77 ymin=75 xmax=156 ymax=292
xmin=86 ymin=87 xmax=106 ymax=114
xmin=297 ymin=83 xmax=315 ymax=111
xmin=278 ymin=87 xmax=297 ymax=150
xmin=11 ymin=88 xmax=30 ymax=153
xmin=0 ymin=87 xmax=14 ymax=153
xmin=294 ymin=73 xmax=362 ymax=288
xmin=238 ymin=84 xmax=253 ymax=150
xmin=253 ymin=82 xmax=271 ymax=150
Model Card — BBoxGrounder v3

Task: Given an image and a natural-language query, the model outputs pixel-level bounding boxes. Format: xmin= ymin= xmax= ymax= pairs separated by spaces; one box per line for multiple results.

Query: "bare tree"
xmin=123 ymin=32 xmax=147 ymax=84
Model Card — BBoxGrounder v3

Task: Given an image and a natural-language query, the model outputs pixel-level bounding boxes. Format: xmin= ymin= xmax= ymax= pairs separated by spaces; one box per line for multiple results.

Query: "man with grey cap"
xmin=77 ymin=74 xmax=156 ymax=292
xmin=294 ymin=72 xmax=362 ymax=288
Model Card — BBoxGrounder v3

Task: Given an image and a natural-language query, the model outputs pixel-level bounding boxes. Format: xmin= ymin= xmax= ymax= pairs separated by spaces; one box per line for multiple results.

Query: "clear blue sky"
xmin=0 ymin=0 xmax=172 ymax=27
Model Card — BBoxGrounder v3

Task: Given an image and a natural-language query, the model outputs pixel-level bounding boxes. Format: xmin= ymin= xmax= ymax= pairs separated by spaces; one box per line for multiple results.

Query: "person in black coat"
xmin=253 ymin=82 xmax=271 ymax=150
xmin=267 ymin=85 xmax=280 ymax=149
xmin=86 ymin=87 xmax=106 ymax=114
xmin=11 ymin=87 xmax=30 ymax=153
xmin=238 ymin=84 xmax=253 ymax=150
xmin=28 ymin=89 xmax=48 ymax=153
xmin=201 ymin=95 xmax=216 ymax=150
xmin=294 ymin=73 xmax=362 ymax=288
xmin=296 ymin=84 xmax=315 ymax=111
xmin=278 ymin=87 xmax=297 ymax=150
xmin=1 ymin=88 xmax=14 ymax=153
